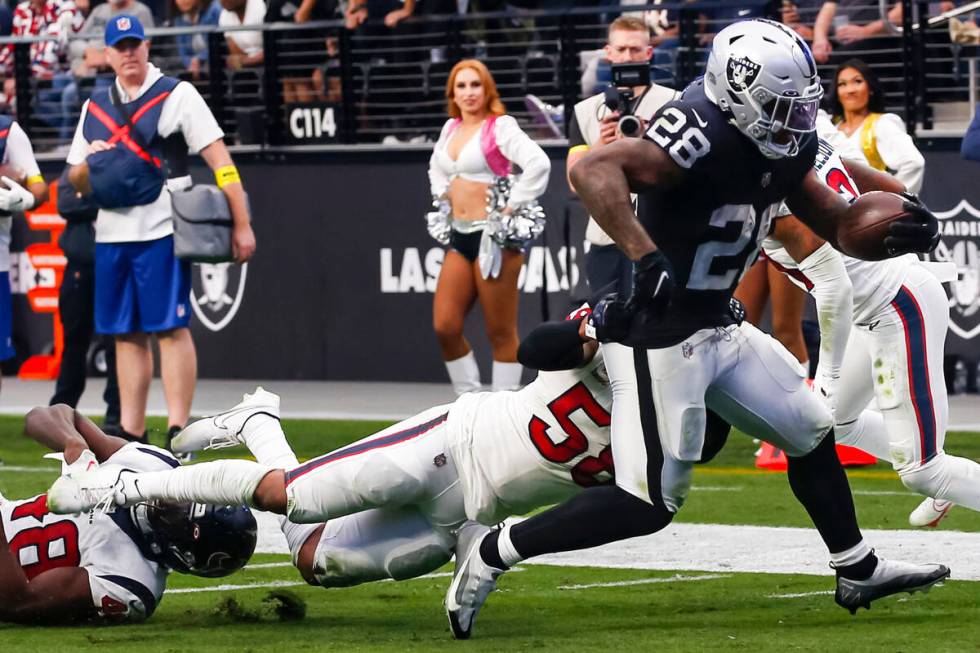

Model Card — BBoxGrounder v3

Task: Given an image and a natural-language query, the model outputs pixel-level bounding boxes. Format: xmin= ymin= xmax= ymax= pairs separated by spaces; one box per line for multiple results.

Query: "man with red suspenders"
xmin=65 ymin=15 xmax=255 ymax=445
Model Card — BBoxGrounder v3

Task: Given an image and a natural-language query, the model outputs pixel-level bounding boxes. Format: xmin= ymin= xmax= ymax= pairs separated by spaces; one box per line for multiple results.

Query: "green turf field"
xmin=2 ymin=414 xmax=979 ymax=651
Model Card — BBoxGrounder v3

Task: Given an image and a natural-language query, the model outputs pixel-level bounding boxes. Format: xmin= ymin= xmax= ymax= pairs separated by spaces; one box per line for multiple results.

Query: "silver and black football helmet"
xmin=704 ymin=19 xmax=823 ymax=159
xmin=133 ymin=501 xmax=257 ymax=578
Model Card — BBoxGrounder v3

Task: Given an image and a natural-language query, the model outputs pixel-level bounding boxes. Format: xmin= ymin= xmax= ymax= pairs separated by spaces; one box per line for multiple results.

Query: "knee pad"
xmin=898 ymin=454 xmax=946 ymax=497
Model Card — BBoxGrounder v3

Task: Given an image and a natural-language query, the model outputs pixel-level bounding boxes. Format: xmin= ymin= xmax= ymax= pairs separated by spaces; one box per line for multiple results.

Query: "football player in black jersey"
xmin=444 ymin=19 xmax=948 ymax=639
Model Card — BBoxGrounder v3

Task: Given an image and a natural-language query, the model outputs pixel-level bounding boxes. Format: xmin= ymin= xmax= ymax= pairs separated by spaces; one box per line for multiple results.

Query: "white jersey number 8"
xmin=647 ymin=107 xmax=711 ymax=169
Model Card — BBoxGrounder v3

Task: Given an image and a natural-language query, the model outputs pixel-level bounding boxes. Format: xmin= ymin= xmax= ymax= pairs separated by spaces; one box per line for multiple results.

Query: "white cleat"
xmin=445 ymin=522 xmax=505 ymax=640
xmin=834 ymin=556 xmax=950 ymax=614
xmin=909 ymin=498 xmax=955 ymax=528
xmin=47 ymin=465 xmax=134 ymax=515
xmin=170 ymin=387 xmax=281 ymax=453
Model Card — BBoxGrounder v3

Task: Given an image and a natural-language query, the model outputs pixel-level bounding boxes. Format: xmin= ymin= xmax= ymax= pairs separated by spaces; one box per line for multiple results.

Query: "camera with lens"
xmin=602 ymin=62 xmax=651 ymax=138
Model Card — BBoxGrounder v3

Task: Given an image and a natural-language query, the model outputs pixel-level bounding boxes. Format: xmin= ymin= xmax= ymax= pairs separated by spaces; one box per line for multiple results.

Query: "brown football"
xmin=836 ymin=191 xmax=911 ymax=261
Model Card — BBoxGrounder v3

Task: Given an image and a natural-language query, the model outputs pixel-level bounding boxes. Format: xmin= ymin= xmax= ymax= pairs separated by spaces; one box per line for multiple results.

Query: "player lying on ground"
xmin=756 ymin=138 xmax=980 ymax=528
xmin=436 ymin=19 xmax=949 ymax=638
xmin=0 ymin=405 xmax=256 ymax=624
xmin=45 ymin=311 xmax=733 ymax=591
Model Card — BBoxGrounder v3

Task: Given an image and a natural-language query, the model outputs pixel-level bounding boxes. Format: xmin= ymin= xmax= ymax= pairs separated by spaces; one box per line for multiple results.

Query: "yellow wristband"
xmin=215 ymin=165 xmax=241 ymax=188
xmin=26 ymin=174 xmax=44 ymax=186
xmin=568 ymin=144 xmax=589 ymax=155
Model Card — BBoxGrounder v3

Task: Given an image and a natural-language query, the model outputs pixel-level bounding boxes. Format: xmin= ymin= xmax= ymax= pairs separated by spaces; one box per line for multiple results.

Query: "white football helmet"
xmin=704 ymin=19 xmax=823 ymax=159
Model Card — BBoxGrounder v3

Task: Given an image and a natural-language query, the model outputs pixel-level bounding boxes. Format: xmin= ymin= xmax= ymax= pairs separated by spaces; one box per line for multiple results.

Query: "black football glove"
xmin=884 ymin=192 xmax=940 ymax=256
xmin=586 ymin=293 xmax=633 ymax=343
xmin=728 ymin=297 xmax=746 ymax=325
xmin=627 ymin=250 xmax=675 ymax=317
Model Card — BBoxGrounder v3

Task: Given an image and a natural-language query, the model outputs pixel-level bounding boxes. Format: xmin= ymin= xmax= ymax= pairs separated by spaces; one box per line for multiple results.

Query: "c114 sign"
xmin=286 ymin=103 xmax=340 ymax=142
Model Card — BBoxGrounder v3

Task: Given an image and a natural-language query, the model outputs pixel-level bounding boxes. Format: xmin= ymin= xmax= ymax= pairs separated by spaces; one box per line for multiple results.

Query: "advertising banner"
xmin=8 ymin=143 xmax=978 ymax=381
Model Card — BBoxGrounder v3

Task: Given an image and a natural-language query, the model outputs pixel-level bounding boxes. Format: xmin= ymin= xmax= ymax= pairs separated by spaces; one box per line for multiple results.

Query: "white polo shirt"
xmin=0 ymin=121 xmax=43 ymax=272
xmin=66 ymin=63 xmax=225 ymax=243
xmin=219 ymin=0 xmax=266 ymax=57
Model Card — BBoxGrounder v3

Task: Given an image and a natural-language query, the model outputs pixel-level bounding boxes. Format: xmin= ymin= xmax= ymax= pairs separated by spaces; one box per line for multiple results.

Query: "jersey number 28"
xmin=647 ymin=107 xmax=711 ymax=169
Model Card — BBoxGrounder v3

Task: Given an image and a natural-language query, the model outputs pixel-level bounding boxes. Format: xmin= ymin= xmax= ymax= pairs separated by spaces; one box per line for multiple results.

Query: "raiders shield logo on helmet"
xmin=190 ymin=262 xmax=248 ymax=332
xmin=924 ymin=199 xmax=980 ymax=339
xmin=727 ymin=56 xmax=761 ymax=91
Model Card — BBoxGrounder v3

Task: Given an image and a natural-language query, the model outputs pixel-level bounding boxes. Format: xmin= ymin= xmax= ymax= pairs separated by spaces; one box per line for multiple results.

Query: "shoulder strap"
xmin=859 ymin=113 xmax=886 ymax=171
xmin=109 ymin=83 xmax=149 ymax=153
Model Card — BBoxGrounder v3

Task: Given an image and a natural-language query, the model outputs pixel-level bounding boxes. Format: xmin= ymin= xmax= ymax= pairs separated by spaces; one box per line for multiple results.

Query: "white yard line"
xmin=244 ymin=562 xmax=294 ymax=570
xmin=690 ymin=486 xmax=743 ymax=492
xmin=169 ymin=569 xmax=520 ymax=595
xmin=767 ymin=590 xmax=835 ymax=599
xmin=558 ymin=573 xmax=731 ymax=590
xmin=852 ymin=490 xmax=917 ymax=497
xmin=0 ymin=465 xmax=58 ymax=473
xmin=250 ymin=514 xmax=980 ymax=582
xmin=169 ymin=580 xmax=307 ymax=594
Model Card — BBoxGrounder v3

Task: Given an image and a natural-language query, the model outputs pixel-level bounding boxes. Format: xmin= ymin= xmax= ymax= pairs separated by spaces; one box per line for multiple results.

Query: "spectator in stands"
xmin=812 ymin=0 xmax=904 ymax=63
xmin=265 ymin=0 xmax=338 ymax=102
xmin=427 ymin=60 xmax=550 ymax=394
xmin=49 ymin=166 xmax=121 ymax=429
xmin=825 ymin=57 xmax=925 ymax=192
xmin=170 ymin=0 xmax=221 ymax=80
xmin=344 ymin=0 xmax=414 ymax=32
xmin=66 ymin=15 xmax=255 ymax=444
xmin=780 ymin=0 xmax=823 ymax=40
xmin=219 ymin=0 xmax=265 ymax=69
xmin=0 ymin=2 xmax=14 ymax=36
xmin=0 ymin=0 xmax=76 ymax=110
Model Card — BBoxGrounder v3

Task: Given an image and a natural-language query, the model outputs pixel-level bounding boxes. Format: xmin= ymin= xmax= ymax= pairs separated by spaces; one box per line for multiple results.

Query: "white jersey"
xmin=447 ymin=350 xmax=612 ymax=523
xmin=0 ymin=121 xmax=43 ymax=272
xmin=764 ymin=138 xmax=915 ymax=324
xmin=0 ymin=443 xmax=177 ymax=621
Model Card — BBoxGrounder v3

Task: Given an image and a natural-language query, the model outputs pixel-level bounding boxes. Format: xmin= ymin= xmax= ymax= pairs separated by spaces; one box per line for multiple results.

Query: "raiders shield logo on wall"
xmin=190 ymin=262 xmax=248 ymax=332
xmin=924 ymin=200 xmax=980 ymax=340
xmin=727 ymin=56 xmax=761 ymax=91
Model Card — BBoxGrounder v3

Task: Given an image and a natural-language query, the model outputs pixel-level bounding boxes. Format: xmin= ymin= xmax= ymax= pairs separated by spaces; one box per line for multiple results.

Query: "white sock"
xmin=496 ymin=523 xmax=524 ymax=567
xmin=491 ymin=361 xmax=522 ymax=392
xmin=830 ymin=539 xmax=872 ymax=569
xmin=835 ymin=409 xmax=892 ymax=462
xmin=277 ymin=516 xmax=322 ymax=566
xmin=242 ymin=415 xmax=299 ymax=468
xmin=446 ymin=351 xmax=481 ymax=395
xmin=125 ymin=460 xmax=269 ymax=507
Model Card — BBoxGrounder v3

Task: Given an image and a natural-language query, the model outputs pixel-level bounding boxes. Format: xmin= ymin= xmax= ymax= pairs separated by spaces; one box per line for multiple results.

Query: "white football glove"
xmin=811 ymin=370 xmax=838 ymax=419
xmin=0 ymin=176 xmax=35 ymax=212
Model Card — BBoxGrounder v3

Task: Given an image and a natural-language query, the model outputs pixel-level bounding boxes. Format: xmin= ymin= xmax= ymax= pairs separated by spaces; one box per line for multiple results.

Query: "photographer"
xmin=566 ymin=16 xmax=678 ymax=294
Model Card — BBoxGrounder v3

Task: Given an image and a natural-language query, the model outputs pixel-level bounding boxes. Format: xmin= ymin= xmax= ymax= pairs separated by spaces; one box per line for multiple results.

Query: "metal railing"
xmin=0 ymin=0 xmax=972 ymax=151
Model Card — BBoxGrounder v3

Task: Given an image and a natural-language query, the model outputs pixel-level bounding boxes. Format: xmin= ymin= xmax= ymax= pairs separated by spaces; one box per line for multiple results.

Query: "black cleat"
xmin=835 ymin=557 xmax=950 ymax=614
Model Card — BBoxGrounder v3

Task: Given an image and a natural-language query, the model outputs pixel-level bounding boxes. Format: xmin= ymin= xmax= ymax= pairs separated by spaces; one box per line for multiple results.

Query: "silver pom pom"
xmin=485 ymin=176 xmax=545 ymax=248
xmin=425 ymin=194 xmax=452 ymax=245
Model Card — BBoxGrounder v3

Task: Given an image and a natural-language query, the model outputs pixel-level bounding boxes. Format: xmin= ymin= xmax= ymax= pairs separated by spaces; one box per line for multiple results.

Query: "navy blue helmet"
xmin=133 ymin=501 xmax=257 ymax=577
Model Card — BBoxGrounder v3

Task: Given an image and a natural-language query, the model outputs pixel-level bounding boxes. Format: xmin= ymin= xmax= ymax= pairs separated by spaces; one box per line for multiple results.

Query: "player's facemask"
xmin=744 ymin=84 xmax=823 ymax=159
